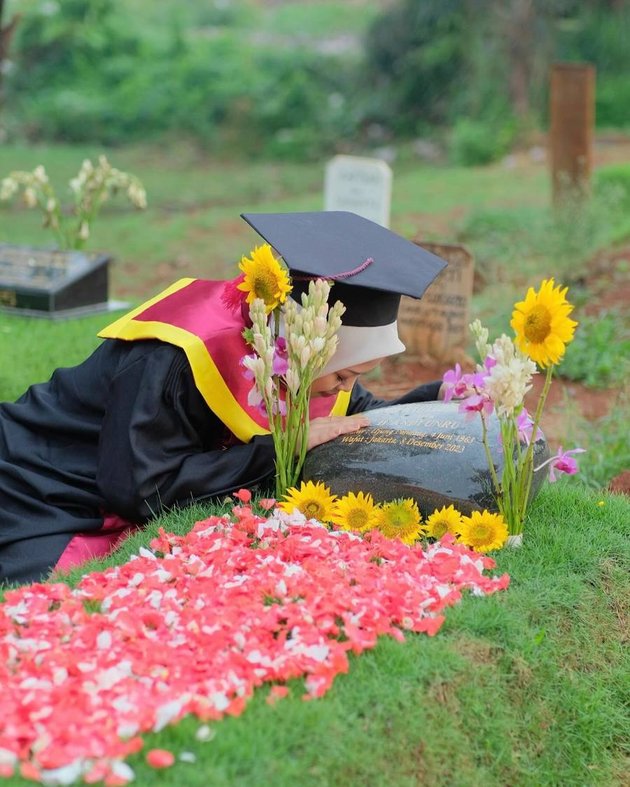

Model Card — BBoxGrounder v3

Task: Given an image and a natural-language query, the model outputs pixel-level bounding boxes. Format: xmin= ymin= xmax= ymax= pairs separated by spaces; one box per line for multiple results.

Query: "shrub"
xmin=448 ymin=118 xmax=515 ymax=166
xmin=362 ymin=0 xmax=468 ymax=132
xmin=594 ymin=164 xmax=630 ymax=211
xmin=560 ymin=311 xmax=630 ymax=389
xmin=248 ymin=50 xmax=358 ymax=160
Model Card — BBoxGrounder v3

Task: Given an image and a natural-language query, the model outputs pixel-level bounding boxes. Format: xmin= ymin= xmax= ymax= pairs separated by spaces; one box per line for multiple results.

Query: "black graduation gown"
xmin=0 ymin=338 xmax=441 ymax=584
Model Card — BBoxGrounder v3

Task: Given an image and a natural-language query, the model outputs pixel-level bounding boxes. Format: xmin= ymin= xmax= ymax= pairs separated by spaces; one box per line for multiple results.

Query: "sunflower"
xmin=237 ymin=244 xmax=292 ymax=313
xmin=423 ymin=504 xmax=463 ymax=540
xmin=278 ymin=481 xmax=337 ymax=522
xmin=510 ymin=278 xmax=578 ymax=367
xmin=376 ymin=498 xmax=423 ymax=545
xmin=458 ymin=510 xmax=508 ymax=553
xmin=330 ymin=491 xmax=380 ymax=533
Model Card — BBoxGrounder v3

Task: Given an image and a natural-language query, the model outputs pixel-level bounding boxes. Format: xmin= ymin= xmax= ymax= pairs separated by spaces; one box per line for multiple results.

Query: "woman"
xmin=0 ymin=211 xmax=447 ymax=584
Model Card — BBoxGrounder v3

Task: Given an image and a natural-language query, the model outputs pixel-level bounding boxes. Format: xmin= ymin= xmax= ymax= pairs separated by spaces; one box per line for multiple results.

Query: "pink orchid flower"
xmin=272 ymin=337 xmax=289 ymax=376
xmin=458 ymin=393 xmax=494 ymax=420
xmin=516 ymin=408 xmax=543 ymax=445
xmin=536 ymin=445 xmax=586 ymax=482
xmin=441 ymin=363 xmax=463 ymax=402
xmin=240 ymin=353 xmax=257 ymax=381
xmin=246 ymin=384 xmax=267 ymax=417
xmin=442 ymin=364 xmax=484 ymax=402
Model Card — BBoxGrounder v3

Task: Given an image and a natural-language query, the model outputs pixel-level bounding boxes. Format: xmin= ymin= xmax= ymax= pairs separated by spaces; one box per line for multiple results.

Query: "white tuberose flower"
xmin=484 ymin=335 xmax=537 ymax=416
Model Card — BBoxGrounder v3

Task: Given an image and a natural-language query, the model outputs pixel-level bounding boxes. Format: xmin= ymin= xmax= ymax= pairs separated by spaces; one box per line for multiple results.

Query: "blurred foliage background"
xmin=1 ymin=0 xmax=629 ymax=163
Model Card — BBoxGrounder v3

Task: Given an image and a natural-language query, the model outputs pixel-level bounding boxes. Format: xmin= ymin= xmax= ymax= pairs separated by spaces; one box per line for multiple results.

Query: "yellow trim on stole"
xmin=99 ymin=279 xmax=351 ymax=442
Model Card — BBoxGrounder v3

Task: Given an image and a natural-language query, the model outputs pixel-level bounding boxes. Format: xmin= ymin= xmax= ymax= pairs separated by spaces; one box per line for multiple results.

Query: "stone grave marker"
xmin=0 ymin=244 xmax=120 ymax=318
xmin=397 ymin=242 xmax=474 ymax=364
xmin=324 ymin=155 xmax=392 ymax=227
xmin=303 ymin=400 xmax=549 ymax=518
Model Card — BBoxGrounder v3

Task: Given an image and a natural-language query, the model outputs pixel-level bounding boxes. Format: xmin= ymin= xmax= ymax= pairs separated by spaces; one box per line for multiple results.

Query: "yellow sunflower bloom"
xmin=376 ymin=498 xmax=423 ymax=545
xmin=237 ymin=244 xmax=292 ymax=313
xmin=458 ymin=510 xmax=508 ymax=553
xmin=330 ymin=491 xmax=380 ymax=533
xmin=424 ymin=504 xmax=463 ymax=539
xmin=510 ymin=278 xmax=578 ymax=368
xmin=278 ymin=480 xmax=337 ymax=522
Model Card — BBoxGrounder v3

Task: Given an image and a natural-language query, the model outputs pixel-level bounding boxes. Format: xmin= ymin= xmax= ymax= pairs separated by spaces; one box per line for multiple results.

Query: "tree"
xmin=0 ymin=0 xmax=21 ymax=114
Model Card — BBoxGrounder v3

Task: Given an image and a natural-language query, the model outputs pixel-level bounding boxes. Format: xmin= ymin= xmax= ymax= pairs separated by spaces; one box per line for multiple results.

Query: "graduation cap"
xmin=240 ymin=211 xmax=447 ymax=326
xmin=240 ymin=210 xmax=448 ymax=373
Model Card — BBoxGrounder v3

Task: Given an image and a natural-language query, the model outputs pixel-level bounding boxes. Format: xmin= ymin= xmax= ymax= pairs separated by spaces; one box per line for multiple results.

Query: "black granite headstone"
xmin=303 ymin=401 xmax=550 ymax=517
xmin=0 ymin=244 xmax=112 ymax=317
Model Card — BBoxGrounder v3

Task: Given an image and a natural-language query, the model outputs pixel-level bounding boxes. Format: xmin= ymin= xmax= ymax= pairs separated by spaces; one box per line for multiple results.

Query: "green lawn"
xmin=1 ymin=483 xmax=628 ymax=786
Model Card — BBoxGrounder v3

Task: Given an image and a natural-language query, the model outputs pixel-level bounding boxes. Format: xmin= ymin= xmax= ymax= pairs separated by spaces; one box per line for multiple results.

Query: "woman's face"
xmin=310 ymin=358 xmax=384 ymax=397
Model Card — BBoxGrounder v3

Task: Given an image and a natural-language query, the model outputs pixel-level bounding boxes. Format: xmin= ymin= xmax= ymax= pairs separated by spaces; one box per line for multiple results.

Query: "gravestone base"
xmin=303 ymin=401 xmax=549 ymax=518
xmin=0 ymin=244 xmax=120 ymax=319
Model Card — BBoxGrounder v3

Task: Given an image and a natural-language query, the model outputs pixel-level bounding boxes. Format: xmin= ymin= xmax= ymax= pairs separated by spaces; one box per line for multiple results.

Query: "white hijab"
xmin=318 ymin=320 xmax=405 ymax=376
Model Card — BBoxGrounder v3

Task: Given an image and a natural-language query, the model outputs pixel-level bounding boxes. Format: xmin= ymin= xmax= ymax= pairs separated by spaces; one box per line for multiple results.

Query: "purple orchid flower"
xmin=442 ymin=364 xmax=483 ymax=402
xmin=247 ymin=385 xmax=265 ymax=409
xmin=516 ymin=408 xmax=543 ymax=445
xmin=271 ymin=398 xmax=287 ymax=417
xmin=240 ymin=353 xmax=257 ymax=381
xmin=548 ymin=446 xmax=586 ymax=482
xmin=458 ymin=393 xmax=494 ymax=420
xmin=536 ymin=445 xmax=586 ymax=482
xmin=442 ymin=363 xmax=463 ymax=402
xmin=272 ymin=336 xmax=289 ymax=376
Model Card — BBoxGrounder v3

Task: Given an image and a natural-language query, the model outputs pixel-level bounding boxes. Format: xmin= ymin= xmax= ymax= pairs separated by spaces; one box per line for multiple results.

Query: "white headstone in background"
xmin=324 ymin=155 xmax=392 ymax=227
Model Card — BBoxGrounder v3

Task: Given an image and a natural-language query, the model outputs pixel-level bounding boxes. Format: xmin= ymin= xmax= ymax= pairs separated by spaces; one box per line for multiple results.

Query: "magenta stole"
xmin=54 ymin=278 xmax=350 ymax=573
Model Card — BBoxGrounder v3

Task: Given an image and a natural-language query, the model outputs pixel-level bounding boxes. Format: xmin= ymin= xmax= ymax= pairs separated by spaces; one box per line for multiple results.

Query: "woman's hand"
xmin=307 ymin=414 xmax=370 ymax=450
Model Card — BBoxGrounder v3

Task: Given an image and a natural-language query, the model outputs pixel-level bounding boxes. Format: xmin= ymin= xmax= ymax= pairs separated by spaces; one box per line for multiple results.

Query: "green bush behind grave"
xmin=4 ymin=0 xmax=630 ymax=158
xmin=448 ymin=118 xmax=517 ymax=166
xmin=595 ymin=163 xmax=630 ymax=211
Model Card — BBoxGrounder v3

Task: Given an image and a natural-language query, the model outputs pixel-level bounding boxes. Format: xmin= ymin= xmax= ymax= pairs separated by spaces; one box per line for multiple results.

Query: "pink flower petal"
xmin=146 ymin=749 xmax=175 ymax=769
xmin=0 ymin=507 xmax=509 ymax=780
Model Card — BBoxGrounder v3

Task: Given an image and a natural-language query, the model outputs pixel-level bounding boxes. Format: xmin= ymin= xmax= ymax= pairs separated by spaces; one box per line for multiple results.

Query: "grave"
xmin=397 ymin=242 xmax=474 ymax=365
xmin=303 ymin=401 xmax=549 ymax=518
xmin=324 ymin=155 xmax=392 ymax=227
xmin=0 ymin=244 xmax=124 ymax=318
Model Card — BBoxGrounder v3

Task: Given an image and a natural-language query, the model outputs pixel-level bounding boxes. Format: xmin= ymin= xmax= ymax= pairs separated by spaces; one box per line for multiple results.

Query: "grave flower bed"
xmin=0 ymin=504 xmax=509 ymax=785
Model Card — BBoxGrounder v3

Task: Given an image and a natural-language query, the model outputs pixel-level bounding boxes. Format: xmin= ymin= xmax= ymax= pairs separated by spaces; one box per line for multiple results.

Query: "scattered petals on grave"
xmin=0 ymin=506 xmax=509 ymax=784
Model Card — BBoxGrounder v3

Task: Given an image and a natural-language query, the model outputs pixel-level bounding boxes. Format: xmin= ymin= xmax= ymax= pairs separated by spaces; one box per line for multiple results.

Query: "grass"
xmin=564 ymin=387 xmax=630 ymax=489
xmin=561 ymin=310 xmax=630 ymax=389
xmin=1 ymin=482 xmax=629 ymax=786
xmin=0 ymin=310 xmax=118 ymax=401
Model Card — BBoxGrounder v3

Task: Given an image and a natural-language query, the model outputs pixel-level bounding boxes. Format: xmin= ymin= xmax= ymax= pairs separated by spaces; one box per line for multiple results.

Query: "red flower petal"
xmin=0 ymin=509 xmax=509 ymax=781
xmin=146 ymin=749 xmax=175 ymax=769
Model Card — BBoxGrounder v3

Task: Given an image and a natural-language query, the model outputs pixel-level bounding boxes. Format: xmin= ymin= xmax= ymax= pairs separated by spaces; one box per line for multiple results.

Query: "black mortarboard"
xmin=240 ymin=211 xmax=447 ymax=327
